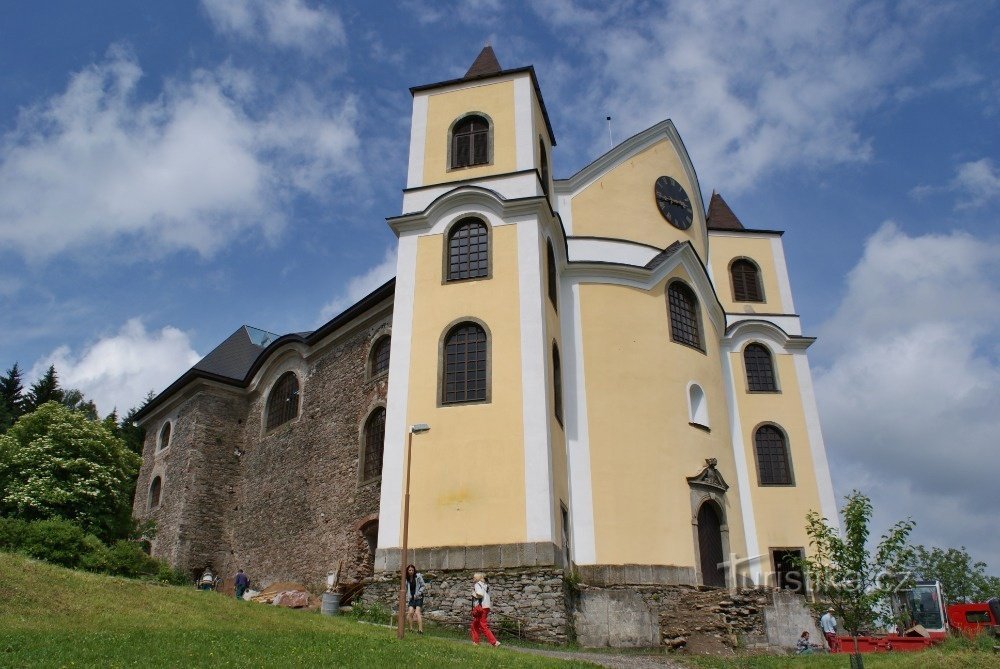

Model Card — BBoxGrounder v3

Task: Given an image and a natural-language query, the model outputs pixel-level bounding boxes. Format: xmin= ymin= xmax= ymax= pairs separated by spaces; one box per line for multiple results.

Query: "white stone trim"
xmin=566 ymin=237 xmax=661 ymax=267
xmin=726 ymin=313 xmax=802 ymax=337
xmin=518 ymin=220 xmax=554 ymax=542
xmin=555 ymin=192 xmax=573 ymax=234
xmin=401 ymin=172 xmax=540 ymax=215
xmin=377 ymin=232 xmax=419 ymax=550
xmin=770 ymin=237 xmax=796 ymax=314
xmin=719 ymin=345 xmax=761 ymax=583
xmin=564 ymin=281 xmax=597 ymax=564
xmin=390 ymin=187 xmax=546 ymax=236
xmin=792 ymin=354 xmax=839 ymax=529
xmin=514 ymin=77 xmax=534 ymax=172
xmin=407 ymin=94 xmax=428 ymax=190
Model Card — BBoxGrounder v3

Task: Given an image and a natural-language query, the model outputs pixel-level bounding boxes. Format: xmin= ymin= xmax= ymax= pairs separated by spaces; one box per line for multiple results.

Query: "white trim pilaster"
xmin=793 ymin=353 xmax=839 ymax=528
xmin=514 ymin=77 xmax=534 ymax=172
xmin=770 ymin=237 xmax=796 ymax=314
xmin=406 ymin=94 xmax=428 ymax=190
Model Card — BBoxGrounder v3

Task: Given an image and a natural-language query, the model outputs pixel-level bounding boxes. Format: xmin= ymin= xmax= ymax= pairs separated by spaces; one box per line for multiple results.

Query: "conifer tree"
xmin=25 ymin=365 xmax=64 ymax=412
xmin=0 ymin=363 xmax=25 ymax=419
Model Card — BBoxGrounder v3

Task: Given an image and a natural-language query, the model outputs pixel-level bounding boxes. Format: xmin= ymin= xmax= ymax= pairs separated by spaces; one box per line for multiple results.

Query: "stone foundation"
xmin=364 ymin=566 xmax=570 ymax=644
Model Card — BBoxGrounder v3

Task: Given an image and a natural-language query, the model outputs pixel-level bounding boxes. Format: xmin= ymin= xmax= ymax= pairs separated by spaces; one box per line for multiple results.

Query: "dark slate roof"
xmin=193 ymin=325 xmax=278 ymax=380
xmin=465 ymin=45 xmax=502 ymax=79
xmin=706 ymin=192 xmax=745 ymax=231
xmin=644 ymin=240 xmax=684 ymax=271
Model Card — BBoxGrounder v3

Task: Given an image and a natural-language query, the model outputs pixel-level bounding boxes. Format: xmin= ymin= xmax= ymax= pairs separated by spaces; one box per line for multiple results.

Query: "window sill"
xmin=689 ymin=422 xmax=710 ymax=433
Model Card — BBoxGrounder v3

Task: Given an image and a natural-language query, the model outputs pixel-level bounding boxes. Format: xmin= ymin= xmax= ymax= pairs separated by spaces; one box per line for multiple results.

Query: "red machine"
xmin=947 ymin=598 xmax=1000 ymax=638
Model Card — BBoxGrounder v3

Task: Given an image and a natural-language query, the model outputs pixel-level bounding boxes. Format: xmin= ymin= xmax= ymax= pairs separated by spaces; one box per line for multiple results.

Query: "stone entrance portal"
xmin=697 ymin=502 xmax=725 ymax=587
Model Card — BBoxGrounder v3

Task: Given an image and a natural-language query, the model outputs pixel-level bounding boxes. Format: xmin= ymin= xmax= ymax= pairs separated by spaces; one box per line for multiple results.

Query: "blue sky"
xmin=2 ymin=1 xmax=998 ymax=572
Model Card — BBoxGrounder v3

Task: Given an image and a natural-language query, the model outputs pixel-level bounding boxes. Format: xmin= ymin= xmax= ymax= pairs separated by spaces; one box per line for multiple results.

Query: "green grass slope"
xmin=0 ymin=552 xmax=590 ymax=668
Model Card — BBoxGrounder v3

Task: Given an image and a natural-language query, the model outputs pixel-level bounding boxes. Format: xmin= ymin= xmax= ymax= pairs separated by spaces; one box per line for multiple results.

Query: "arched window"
xmin=731 ymin=259 xmax=764 ymax=302
xmin=744 ymin=344 xmax=777 ymax=391
xmin=552 ymin=343 xmax=563 ymax=424
xmin=370 ymin=336 xmax=391 ymax=378
xmin=266 ymin=372 xmax=299 ymax=430
xmin=755 ymin=425 xmax=793 ymax=485
xmin=451 ymin=115 xmax=489 ymax=168
xmin=688 ymin=383 xmax=709 ymax=428
xmin=157 ymin=422 xmax=171 ymax=451
xmin=362 ymin=407 xmax=386 ymax=481
xmin=447 ymin=218 xmax=489 ymax=281
xmin=547 ymin=240 xmax=558 ymax=309
xmin=442 ymin=322 xmax=488 ymax=404
xmin=539 ymin=138 xmax=549 ymax=194
xmin=148 ymin=476 xmax=162 ymax=510
xmin=667 ymin=281 xmax=702 ymax=350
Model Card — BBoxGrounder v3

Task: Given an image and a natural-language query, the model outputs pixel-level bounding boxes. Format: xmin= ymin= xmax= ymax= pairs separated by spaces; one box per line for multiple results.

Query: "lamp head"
xmin=410 ymin=423 xmax=430 ymax=434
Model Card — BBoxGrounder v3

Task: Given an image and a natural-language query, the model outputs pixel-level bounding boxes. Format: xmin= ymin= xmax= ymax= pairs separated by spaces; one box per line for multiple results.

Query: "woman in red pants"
xmin=470 ymin=573 xmax=500 ymax=646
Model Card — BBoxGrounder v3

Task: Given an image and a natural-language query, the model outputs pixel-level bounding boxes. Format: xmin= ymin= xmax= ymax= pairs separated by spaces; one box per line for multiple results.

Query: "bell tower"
xmin=377 ymin=48 xmax=568 ymax=576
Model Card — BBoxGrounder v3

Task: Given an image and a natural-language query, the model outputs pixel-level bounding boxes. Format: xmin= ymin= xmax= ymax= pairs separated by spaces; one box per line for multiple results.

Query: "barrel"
xmin=321 ymin=592 xmax=341 ymax=616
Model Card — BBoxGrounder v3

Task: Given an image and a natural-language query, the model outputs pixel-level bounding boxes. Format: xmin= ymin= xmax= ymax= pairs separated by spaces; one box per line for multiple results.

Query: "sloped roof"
xmin=464 ymin=45 xmax=501 ymax=79
xmin=192 ymin=325 xmax=278 ymax=380
xmin=706 ymin=192 xmax=745 ymax=231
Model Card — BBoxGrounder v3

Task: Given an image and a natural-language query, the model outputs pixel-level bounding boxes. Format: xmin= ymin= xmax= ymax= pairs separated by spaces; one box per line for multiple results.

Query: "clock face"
xmin=654 ymin=176 xmax=693 ymax=230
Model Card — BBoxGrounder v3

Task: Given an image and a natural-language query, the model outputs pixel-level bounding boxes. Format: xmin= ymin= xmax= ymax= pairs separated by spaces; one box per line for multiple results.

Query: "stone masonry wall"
xmin=365 ymin=567 xmax=570 ymax=644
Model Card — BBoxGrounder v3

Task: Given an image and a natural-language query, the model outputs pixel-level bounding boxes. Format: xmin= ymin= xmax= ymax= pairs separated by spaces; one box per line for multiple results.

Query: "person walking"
xmin=470 ymin=573 xmax=500 ymax=647
xmin=820 ymin=607 xmax=840 ymax=652
xmin=405 ymin=564 xmax=425 ymax=634
xmin=234 ymin=568 xmax=250 ymax=600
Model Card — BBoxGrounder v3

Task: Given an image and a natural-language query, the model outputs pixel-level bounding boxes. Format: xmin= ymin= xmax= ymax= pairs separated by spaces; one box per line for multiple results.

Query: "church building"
xmin=133 ymin=47 xmax=837 ymax=642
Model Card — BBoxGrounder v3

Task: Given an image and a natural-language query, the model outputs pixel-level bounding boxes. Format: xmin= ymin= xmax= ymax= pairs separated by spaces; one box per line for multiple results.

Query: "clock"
xmin=654 ymin=176 xmax=693 ymax=230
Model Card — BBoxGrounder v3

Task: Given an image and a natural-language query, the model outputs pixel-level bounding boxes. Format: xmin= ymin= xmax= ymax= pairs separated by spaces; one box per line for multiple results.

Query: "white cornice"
xmin=388 ymin=186 xmax=549 ymax=235
xmin=722 ymin=319 xmax=815 ymax=352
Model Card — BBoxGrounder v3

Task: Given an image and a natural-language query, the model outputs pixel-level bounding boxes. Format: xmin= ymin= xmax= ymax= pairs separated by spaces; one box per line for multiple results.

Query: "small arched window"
xmin=539 ymin=138 xmax=549 ymax=194
xmin=148 ymin=476 xmax=162 ymax=510
xmin=667 ymin=281 xmax=702 ymax=350
xmin=442 ymin=322 xmax=488 ymax=404
xmin=755 ymin=425 xmax=793 ymax=485
xmin=266 ymin=371 xmax=300 ymax=430
xmin=744 ymin=344 xmax=777 ymax=391
xmin=552 ymin=343 xmax=563 ymax=424
xmin=157 ymin=422 xmax=171 ymax=451
xmin=688 ymin=384 xmax=709 ymax=428
xmin=451 ymin=115 xmax=490 ymax=168
xmin=547 ymin=240 xmax=558 ymax=310
xmin=362 ymin=407 xmax=386 ymax=481
xmin=731 ymin=259 xmax=764 ymax=302
xmin=370 ymin=336 xmax=391 ymax=378
xmin=447 ymin=218 xmax=489 ymax=281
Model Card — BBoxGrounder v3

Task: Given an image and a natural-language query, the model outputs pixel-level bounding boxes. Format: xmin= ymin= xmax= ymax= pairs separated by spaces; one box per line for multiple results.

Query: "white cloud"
xmin=30 ymin=318 xmax=201 ymax=416
xmin=0 ymin=46 xmax=360 ymax=262
xmin=201 ymin=0 xmax=345 ymax=53
xmin=318 ymin=247 xmax=396 ymax=323
xmin=531 ymin=1 xmax=960 ymax=192
xmin=953 ymin=158 xmax=1000 ymax=208
xmin=814 ymin=223 xmax=1000 ymax=570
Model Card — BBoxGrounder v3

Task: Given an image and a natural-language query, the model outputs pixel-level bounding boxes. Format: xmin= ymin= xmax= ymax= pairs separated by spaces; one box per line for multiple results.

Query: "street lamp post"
xmin=397 ymin=422 xmax=430 ymax=640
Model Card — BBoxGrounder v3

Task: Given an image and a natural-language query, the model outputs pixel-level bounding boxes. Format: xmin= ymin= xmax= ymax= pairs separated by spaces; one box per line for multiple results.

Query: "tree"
xmin=119 ymin=392 xmax=154 ymax=456
xmin=906 ymin=545 xmax=1000 ymax=604
xmin=62 ymin=388 xmax=99 ymax=421
xmin=0 ymin=397 xmax=12 ymax=434
xmin=0 ymin=401 xmax=141 ymax=541
xmin=798 ymin=491 xmax=915 ymax=656
xmin=0 ymin=363 xmax=25 ymax=423
xmin=24 ymin=365 xmax=64 ymax=412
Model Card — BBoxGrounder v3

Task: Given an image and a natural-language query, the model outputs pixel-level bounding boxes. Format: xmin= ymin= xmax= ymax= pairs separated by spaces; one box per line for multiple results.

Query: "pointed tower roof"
xmin=706 ymin=192 xmax=745 ymax=231
xmin=464 ymin=45 xmax=502 ymax=79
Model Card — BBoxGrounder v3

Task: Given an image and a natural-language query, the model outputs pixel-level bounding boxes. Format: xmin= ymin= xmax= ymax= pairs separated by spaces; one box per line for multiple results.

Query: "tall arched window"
xmin=667 ymin=281 xmax=702 ymax=350
xmin=547 ymin=240 xmax=558 ymax=310
xmin=539 ymin=138 xmax=550 ymax=194
xmin=731 ymin=259 xmax=764 ymax=302
xmin=148 ymin=476 xmax=162 ymax=510
xmin=266 ymin=371 xmax=300 ymax=429
xmin=688 ymin=383 xmax=709 ymax=428
xmin=447 ymin=218 xmax=489 ymax=281
xmin=370 ymin=335 xmax=391 ymax=378
xmin=552 ymin=343 xmax=563 ymax=424
xmin=442 ymin=322 xmax=488 ymax=404
xmin=755 ymin=425 xmax=793 ymax=485
xmin=744 ymin=344 xmax=777 ymax=391
xmin=362 ymin=407 xmax=386 ymax=481
xmin=157 ymin=422 xmax=171 ymax=451
xmin=451 ymin=115 xmax=489 ymax=168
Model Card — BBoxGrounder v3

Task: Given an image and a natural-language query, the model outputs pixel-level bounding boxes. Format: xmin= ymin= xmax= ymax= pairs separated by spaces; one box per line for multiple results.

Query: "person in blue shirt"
xmin=234 ymin=568 xmax=250 ymax=600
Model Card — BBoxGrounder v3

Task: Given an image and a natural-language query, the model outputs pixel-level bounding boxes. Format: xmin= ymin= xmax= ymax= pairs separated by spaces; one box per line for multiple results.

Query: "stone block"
xmin=535 ymin=542 xmax=555 ymax=566
xmin=500 ymin=543 xmax=520 ymax=568
xmin=445 ymin=547 xmax=466 ymax=570
xmin=522 ymin=542 xmax=537 ymax=566
xmin=482 ymin=545 xmax=501 ymax=569
xmin=465 ymin=546 xmax=483 ymax=569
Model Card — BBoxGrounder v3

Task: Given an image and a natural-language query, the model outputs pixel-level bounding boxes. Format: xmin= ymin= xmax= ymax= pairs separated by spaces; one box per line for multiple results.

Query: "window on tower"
xmin=266 ymin=371 xmax=300 ymax=430
xmin=442 ymin=321 xmax=489 ymax=404
xmin=446 ymin=218 xmax=489 ymax=281
xmin=361 ymin=407 xmax=386 ymax=481
xmin=754 ymin=424 xmax=794 ymax=485
xmin=667 ymin=281 xmax=703 ymax=351
xmin=451 ymin=114 xmax=490 ymax=168
xmin=731 ymin=258 xmax=764 ymax=302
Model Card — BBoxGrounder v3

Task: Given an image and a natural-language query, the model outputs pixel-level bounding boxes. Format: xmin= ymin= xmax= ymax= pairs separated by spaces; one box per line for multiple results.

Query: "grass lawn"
xmin=0 ymin=552 xmax=592 ymax=668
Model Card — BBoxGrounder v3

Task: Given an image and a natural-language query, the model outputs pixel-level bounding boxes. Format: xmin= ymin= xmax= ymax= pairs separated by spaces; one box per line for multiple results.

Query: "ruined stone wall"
xmin=365 ymin=567 xmax=570 ymax=644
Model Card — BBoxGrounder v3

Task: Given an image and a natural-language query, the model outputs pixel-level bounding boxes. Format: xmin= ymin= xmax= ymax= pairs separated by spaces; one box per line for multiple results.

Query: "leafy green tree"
xmin=24 ymin=365 xmax=64 ymax=412
xmin=0 ymin=363 xmax=25 ymax=424
xmin=62 ymin=388 xmax=99 ymax=420
xmin=0 ymin=401 xmax=140 ymax=541
xmin=906 ymin=545 xmax=1000 ymax=604
xmin=119 ymin=393 xmax=153 ymax=456
xmin=798 ymin=491 xmax=915 ymax=655
xmin=0 ymin=397 xmax=13 ymax=434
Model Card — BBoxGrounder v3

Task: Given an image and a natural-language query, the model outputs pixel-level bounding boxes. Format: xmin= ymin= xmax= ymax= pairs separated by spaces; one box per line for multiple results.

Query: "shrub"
xmin=20 ymin=518 xmax=95 ymax=568
xmin=101 ymin=540 xmax=161 ymax=578
xmin=0 ymin=516 xmax=28 ymax=550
